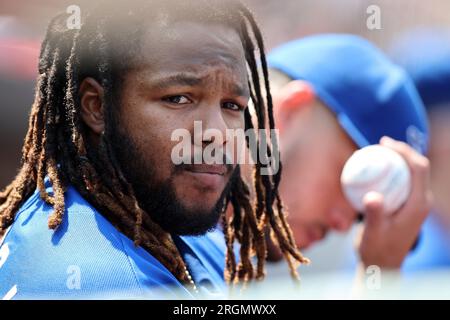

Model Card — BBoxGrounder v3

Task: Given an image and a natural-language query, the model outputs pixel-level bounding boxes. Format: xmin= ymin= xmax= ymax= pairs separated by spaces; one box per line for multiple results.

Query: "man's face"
xmin=111 ymin=21 xmax=249 ymax=235
xmin=277 ymin=99 xmax=358 ymax=249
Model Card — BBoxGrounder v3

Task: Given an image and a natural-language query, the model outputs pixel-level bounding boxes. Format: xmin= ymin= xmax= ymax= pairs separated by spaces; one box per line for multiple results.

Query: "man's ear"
xmin=79 ymin=77 xmax=105 ymax=135
xmin=274 ymin=80 xmax=315 ymax=132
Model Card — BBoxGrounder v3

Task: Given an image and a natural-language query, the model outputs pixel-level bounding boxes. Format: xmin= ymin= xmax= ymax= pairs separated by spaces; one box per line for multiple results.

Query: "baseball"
xmin=340 ymin=144 xmax=411 ymax=214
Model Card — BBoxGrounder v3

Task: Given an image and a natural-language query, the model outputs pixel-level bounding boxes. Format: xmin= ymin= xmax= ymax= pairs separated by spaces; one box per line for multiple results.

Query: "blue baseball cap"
xmin=390 ymin=29 xmax=450 ymax=109
xmin=267 ymin=34 xmax=429 ymax=154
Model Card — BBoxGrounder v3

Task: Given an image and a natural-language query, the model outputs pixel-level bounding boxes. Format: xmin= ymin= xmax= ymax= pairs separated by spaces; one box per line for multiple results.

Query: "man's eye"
xmin=163 ymin=95 xmax=192 ymax=104
xmin=223 ymin=101 xmax=243 ymax=111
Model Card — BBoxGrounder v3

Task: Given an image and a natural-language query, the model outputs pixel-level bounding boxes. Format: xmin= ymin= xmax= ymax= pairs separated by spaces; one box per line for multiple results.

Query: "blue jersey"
xmin=0 ymin=181 xmax=227 ymax=299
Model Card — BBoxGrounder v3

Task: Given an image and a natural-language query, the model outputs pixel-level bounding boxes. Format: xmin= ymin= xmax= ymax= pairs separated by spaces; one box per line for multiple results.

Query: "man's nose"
xmin=199 ymin=107 xmax=229 ymax=147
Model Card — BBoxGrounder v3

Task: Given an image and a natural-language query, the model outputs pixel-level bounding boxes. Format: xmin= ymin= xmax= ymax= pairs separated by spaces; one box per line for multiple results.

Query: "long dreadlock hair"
xmin=0 ymin=0 xmax=308 ymax=287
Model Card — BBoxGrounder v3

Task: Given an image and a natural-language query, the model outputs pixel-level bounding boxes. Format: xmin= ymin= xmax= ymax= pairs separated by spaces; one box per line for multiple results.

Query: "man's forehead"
xmin=134 ymin=20 xmax=246 ymax=72
xmin=124 ymin=21 xmax=248 ymax=94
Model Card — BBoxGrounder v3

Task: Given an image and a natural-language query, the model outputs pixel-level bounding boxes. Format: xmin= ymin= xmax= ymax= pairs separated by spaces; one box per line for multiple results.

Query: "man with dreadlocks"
xmin=0 ymin=0 xmax=307 ymax=299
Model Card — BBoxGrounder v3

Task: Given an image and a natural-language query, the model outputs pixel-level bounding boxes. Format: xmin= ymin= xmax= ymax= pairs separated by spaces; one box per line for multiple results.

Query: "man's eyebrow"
xmin=151 ymin=73 xmax=250 ymax=97
xmin=152 ymin=73 xmax=204 ymax=89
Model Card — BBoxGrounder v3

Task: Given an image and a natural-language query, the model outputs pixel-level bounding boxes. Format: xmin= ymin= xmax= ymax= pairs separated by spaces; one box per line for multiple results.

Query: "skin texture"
xmin=79 ymin=21 xmax=250 ymax=235
xmin=272 ymin=79 xmax=432 ymax=269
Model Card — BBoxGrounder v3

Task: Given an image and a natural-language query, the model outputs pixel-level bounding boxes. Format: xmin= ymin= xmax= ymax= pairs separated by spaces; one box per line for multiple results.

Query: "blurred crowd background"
xmin=1 ymin=0 xmax=449 ymax=287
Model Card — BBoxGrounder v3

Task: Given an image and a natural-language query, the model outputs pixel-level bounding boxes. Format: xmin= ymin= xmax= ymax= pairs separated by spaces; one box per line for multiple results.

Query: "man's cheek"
xmin=134 ymin=135 xmax=173 ymax=178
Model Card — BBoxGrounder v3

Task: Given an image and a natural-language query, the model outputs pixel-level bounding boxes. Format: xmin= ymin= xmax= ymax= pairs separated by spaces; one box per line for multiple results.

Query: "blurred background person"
xmin=244 ymin=0 xmax=450 ymax=277
xmin=264 ymin=34 xmax=432 ymax=279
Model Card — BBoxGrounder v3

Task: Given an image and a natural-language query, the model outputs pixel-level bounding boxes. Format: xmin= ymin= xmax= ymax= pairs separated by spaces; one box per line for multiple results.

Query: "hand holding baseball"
xmin=341 ymin=144 xmax=412 ymax=214
xmin=353 ymin=136 xmax=433 ymax=269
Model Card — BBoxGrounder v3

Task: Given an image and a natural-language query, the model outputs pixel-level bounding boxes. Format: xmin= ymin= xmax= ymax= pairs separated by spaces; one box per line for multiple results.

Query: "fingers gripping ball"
xmin=341 ymin=145 xmax=411 ymax=214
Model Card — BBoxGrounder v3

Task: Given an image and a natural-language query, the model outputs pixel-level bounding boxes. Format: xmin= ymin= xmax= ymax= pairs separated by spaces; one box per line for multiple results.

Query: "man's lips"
xmin=182 ymin=164 xmax=230 ymax=190
xmin=183 ymin=164 xmax=228 ymax=175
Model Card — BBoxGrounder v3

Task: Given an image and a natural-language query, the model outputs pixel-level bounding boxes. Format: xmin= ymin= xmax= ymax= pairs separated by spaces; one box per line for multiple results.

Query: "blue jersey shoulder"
xmin=0 ymin=183 xmax=226 ymax=299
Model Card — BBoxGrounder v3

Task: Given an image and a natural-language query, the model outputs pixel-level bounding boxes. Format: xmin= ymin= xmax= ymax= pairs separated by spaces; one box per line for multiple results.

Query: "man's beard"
xmin=108 ymin=124 xmax=236 ymax=236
